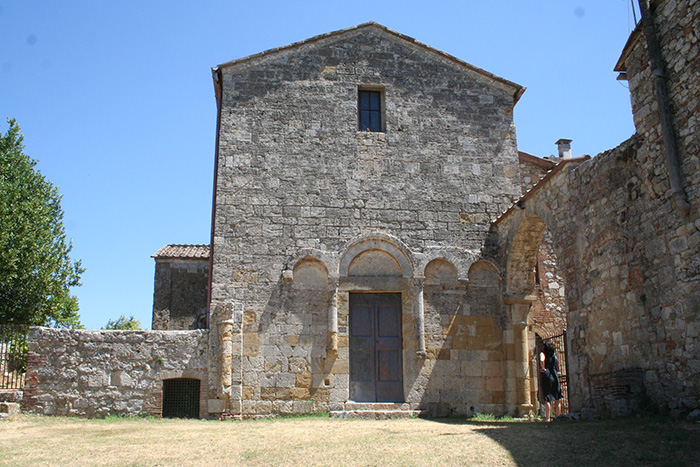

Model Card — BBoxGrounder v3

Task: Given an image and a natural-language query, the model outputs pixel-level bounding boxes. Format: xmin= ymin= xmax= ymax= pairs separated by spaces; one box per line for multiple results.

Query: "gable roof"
xmin=494 ymin=156 xmax=591 ymax=226
xmin=152 ymin=244 xmax=210 ymax=260
xmin=213 ymin=22 xmax=525 ymax=104
xmin=518 ymin=151 xmax=557 ymax=169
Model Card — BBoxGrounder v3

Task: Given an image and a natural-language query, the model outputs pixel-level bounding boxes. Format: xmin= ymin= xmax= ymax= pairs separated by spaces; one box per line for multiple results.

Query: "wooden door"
xmin=349 ymin=293 xmax=403 ymax=402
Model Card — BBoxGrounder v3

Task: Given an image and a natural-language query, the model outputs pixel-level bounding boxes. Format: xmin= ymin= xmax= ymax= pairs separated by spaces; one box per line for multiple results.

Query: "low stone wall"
xmin=23 ymin=327 xmax=210 ymax=418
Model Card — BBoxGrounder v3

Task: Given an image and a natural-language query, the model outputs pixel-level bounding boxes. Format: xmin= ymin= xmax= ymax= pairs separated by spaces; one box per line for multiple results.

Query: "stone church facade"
xmin=22 ymin=0 xmax=700 ymax=419
xmin=205 ymin=21 xmax=533 ymax=417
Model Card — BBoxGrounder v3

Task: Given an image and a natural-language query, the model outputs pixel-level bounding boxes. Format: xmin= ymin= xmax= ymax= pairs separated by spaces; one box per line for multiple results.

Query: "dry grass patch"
xmin=1 ymin=414 xmax=699 ymax=466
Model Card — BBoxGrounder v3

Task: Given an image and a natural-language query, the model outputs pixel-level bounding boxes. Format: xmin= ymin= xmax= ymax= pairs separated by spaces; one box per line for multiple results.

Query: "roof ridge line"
xmin=213 ymin=22 xmax=525 ymax=103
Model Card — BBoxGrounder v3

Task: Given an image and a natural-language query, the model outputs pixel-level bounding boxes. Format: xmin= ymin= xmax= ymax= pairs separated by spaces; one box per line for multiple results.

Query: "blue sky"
xmin=1 ymin=1 xmax=639 ymax=329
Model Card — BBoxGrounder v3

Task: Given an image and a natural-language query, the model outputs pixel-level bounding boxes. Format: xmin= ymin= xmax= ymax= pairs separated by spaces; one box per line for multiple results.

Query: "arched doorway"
xmin=505 ymin=215 xmax=569 ymax=415
xmin=339 ymin=235 xmax=413 ymax=404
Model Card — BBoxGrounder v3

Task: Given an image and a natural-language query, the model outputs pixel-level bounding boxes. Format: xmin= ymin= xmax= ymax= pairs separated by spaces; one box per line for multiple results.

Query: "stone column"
xmin=414 ymin=278 xmax=427 ymax=357
xmin=217 ymin=319 xmax=234 ymax=406
xmin=514 ymin=318 xmax=531 ymax=415
xmin=328 ymin=284 xmax=339 ymax=358
xmin=505 ymin=296 xmax=535 ymax=416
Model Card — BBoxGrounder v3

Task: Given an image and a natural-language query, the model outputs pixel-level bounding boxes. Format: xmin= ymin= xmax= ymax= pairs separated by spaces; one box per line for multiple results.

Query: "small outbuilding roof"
xmin=518 ymin=151 xmax=557 ymax=169
xmin=152 ymin=244 xmax=210 ymax=260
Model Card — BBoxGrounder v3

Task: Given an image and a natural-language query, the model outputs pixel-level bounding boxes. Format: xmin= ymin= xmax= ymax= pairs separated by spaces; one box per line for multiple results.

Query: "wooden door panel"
xmin=378 ymin=350 xmax=402 ymax=381
xmin=377 ymin=305 xmax=400 ymax=337
xmin=349 ymin=293 xmax=403 ymax=403
xmin=350 ymin=302 xmax=373 ymax=337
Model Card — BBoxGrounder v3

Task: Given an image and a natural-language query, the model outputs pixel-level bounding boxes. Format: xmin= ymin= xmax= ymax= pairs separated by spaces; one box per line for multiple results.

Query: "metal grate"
xmin=0 ymin=324 xmax=29 ymax=390
xmin=162 ymin=378 xmax=200 ymax=419
xmin=536 ymin=330 xmax=570 ymax=414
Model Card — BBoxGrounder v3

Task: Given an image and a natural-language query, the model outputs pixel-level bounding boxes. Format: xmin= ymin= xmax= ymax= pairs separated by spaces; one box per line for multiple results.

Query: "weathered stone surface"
xmin=495 ymin=0 xmax=700 ymax=418
xmin=152 ymin=246 xmax=209 ymax=330
xmin=26 ymin=3 xmax=700 ymax=419
xmin=207 ymin=22 xmax=524 ymax=417
xmin=0 ymin=402 xmax=20 ymax=417
xmin=23 ymin=328 xmax=209 ymax=418
xmin=0 ymin=390 xmax=23 ymax=403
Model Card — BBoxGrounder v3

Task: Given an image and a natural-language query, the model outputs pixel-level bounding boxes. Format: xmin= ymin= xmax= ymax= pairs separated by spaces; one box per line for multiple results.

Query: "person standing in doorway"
xmin=540 ymin=340 xmax=563 ymax=422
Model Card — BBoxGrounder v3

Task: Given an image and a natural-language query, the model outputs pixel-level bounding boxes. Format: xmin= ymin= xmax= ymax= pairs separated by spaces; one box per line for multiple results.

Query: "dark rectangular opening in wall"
xmin=358 ymin=89 xmax=383 ymax=132
xmin=162 ymin=378 xmax=200 ymax=419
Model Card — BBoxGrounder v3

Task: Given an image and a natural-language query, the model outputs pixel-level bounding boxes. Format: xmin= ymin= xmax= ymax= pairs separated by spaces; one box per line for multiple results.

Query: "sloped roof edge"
xmin=518 ymin=151 xmax=557 ymax=169
xmin=494 ymin=156 xmax=591 ymax=226
xmin=152 ymin=244 xmax=210 ymax=260
xmin=614 ymin=21 xmax=643 ymax=72
xmin=213 ymin=21 xmax=525 ymax=104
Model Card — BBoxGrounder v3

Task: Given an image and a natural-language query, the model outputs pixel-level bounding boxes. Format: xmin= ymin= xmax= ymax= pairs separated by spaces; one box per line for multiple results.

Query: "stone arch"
xmin=339 ymin=233 xmax=413 ymax=278
xmin=292 ymin=257 xmax=329 ymax=289
xmin=506 ymin=215 xmax=547 ymax=297
xmin=468 ymin=260 xmax=500 ymax=286
xmin=467 ymin=260 xmax=502 ymax=318
xmin=337 ymin=234 xmax=413 ymax=404
xmin=417 ymin=248 xmax=473 ymax=281
xmin=287 ymin=248 xmax=337 ymax=278
xmin=502 ymin=214 xmax=573 ymax=416
xmin=348 ymin=249 xmax=402 ymax=277
xmin=424 ymin=258 xmax=458 ymax=286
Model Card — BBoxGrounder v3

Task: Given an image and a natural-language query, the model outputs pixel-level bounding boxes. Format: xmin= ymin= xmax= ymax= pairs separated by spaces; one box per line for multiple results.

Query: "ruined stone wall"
xmin=601 ymin=0 xmax=700 ymax=415
xmin=531 ymin=229 xmax=568 ymax=339
xmin=24 ymin=327 xmax=210 ymax=418
xmin=211 ymin=25 xmax=522 ymax=416
xmin=497 ymin=0 xmax=699 ymax=417
xmin=152 ymin=258 xmax=209 ymax=330
xmin=518 ymin=155 xmax=568 ymax=340
xmin=518 ymin=152 xmax=555 ymax=192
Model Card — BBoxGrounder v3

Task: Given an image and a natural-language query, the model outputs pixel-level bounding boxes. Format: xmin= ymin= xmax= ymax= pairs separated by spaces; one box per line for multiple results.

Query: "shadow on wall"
xmin=249 ymin=257 xmax=333 ymax=415
xmin=418 ymin=259 xmax=506 ymax=417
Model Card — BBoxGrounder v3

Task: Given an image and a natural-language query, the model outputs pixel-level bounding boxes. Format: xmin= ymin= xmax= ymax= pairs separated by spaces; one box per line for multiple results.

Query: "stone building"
xmin=495 ymin=0 xmax=700 ymax=417
xmin=151 ymin=244 xmax=210 ymax=331
xmin=206 ymin=21 xmax=533 ymax=417
xmin=21 ymin=0 xmax=700 ymax=419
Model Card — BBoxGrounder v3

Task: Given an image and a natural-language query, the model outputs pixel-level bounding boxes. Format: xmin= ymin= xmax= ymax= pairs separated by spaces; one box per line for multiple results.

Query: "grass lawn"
xmin=1 ymin=413 xmax=699 ymax=466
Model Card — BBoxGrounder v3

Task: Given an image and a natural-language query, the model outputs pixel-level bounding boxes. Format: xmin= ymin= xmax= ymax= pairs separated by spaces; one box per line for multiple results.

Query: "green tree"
xmin=0 ymin=118 xmax=84 ymax=327
xmin=102 ymin=315 xmax=142 ymax=330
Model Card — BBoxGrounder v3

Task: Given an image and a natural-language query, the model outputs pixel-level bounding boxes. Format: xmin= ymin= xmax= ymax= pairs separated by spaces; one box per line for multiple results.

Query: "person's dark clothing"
xmin=540 ymin=352 xmax=563 ymax=402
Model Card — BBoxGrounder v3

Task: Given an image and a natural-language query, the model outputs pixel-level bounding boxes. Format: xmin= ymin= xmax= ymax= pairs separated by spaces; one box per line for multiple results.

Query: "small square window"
xmin=358 ymin=90 xmax=382 ymax=132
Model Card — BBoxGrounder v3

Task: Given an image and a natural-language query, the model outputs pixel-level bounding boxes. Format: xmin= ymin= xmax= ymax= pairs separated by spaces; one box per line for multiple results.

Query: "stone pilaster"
xmin=216 ymin=319 xmax=234 ymax=406
xmin=328 ymin=284 xmax=339 ymax=358
xmin=505 ymin=296 xmax=535 ymax=416
xmin=414 ymin=278 xmax=427 ymax=357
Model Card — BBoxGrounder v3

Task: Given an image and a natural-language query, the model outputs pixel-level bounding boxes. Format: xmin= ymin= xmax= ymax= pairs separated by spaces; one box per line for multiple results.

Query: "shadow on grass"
xmin=426 ymin=416 xmax=700 ymax=466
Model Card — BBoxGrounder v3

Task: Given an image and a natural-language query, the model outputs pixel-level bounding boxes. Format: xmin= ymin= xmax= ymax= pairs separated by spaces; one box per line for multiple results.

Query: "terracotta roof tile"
xmin=518 ymin=151 xmax=557 ymax=169
xmin=152 ymin=244 xmax=210 ymax=259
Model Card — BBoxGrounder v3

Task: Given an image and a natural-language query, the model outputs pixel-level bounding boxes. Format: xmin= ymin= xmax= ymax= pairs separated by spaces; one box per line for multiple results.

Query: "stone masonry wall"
xmin=152 ymin=258 xmax=209 ymax=330
xmin=531 ymin=229 xmax=568 ymax=340
xmin=210 ymin=24 xmax=523 ymax=416
xmin=518 ymin=154 xmax=568 ymax=340
xmin=24 ymin=327 xmax=210 ymax=418
xmin=497 ymin=0 xmax=699 ymax=417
